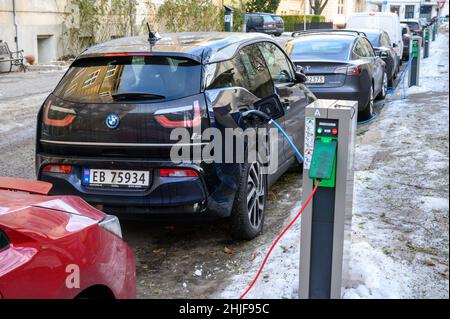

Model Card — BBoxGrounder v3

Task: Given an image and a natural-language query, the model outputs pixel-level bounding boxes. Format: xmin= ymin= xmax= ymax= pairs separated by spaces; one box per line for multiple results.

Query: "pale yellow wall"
xmin=276 ymin=0 xmax=366 ymax=27
xmin=277 ymin=0 xmax=305 ymax=15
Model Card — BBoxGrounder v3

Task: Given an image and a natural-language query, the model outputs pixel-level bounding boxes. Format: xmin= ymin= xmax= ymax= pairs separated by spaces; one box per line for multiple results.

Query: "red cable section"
xmin=240 ymin=179 xmax=321 ymax=299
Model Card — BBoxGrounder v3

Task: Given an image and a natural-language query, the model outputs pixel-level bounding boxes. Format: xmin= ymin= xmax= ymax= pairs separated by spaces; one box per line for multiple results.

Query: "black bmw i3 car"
xmin=286 ymin=30 xmax=387 ymax=120
xmin=36 ymin=32 xmax=316 ymax=239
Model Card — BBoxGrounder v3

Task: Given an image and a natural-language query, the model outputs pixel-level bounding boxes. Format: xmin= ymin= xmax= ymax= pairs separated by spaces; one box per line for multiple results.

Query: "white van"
xmin=347 ymin=12 xmax=403 ymax=64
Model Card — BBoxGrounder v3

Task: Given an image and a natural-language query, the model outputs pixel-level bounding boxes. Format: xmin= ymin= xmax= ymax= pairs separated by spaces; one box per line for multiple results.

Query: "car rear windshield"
xmin=404 ymin=22 xmax=420 ymax=30
xmin=54 ymin=55 xmax=201 ymax=103
xmin=272 ymin=16 xmax=283 ymax=22
xmin=263 ymin=15 xmax=275 ymax=23
xmin=365 ymin=33 xmax=380 ymax=47
xmin=287 ymin=37 xmax=353 ymax=61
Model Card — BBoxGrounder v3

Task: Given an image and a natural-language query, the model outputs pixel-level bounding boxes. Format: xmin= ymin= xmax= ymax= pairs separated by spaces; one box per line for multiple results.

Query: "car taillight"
xmin=43 ymin=101 xmax=76 ymax=127
xmin=103 ymin=52 xmax=153 ymax=57
xmin=160 ymin=168 xmax=198 ymax=178
xmin=154 ymin=100 xmax=202 ymax=128
xmin=335 ymin=65 xmax=362 ymax=76
xmin=347 ymin=66 xmax=362 ymax=76
xmin=42 ymin=165 xmax=73 ymax=174
xmin=99 ymin=215 xmax=122 ymax=239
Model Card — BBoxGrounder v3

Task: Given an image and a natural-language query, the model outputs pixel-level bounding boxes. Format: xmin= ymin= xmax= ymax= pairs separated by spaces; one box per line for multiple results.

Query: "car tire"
xmin=360 ymin=84 xmax=374 ymax=120
xmin=377 ymin=72 xmax=388 ymax=100
xmin=230 ymin=161 xmax=266 ymax=240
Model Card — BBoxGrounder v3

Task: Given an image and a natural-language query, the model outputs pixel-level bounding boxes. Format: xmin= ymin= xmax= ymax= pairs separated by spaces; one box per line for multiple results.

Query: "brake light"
xmin=43 ymin=101 xmax=76 ymax=127
xmin=103 ymin=52 xmax=154 ymax=57
xmin=345 ymin=65 xmax=362 ymax=76
xmin=42 ymin=165 xmax=73 ymax=174
xmin=154 ymin=100 xmax=202 ymax=128
xmin=160 ymin=168 xmax=198 ymax=178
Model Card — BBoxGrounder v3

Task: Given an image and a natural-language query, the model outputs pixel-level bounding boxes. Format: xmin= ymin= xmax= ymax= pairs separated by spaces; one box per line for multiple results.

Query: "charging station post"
xmin=432 ymin=23 xmax=437 ymax=41
xmin=423 ymin=27 xmax=430 ymax=59
xmin=299 ymin=100 xmax=357 ymax=299
xmin=224 ymin=5 xmax=234 ymax=32
xmin=409 ymin=36 xmax=422 ymax=87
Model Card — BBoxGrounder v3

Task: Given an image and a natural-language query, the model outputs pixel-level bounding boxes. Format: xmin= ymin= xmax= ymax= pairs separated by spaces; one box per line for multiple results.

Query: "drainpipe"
xmin=303 ymin=0 xmax=307 ymax=31
xmin=12 ymin=0 xmax=19 ymax=52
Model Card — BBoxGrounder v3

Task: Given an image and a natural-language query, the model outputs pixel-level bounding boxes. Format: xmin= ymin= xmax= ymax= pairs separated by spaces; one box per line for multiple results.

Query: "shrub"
xmin=280 ymin=15 xmax=325 ymax=31
xmin=157 ymin=0 xmax=223 ymax=32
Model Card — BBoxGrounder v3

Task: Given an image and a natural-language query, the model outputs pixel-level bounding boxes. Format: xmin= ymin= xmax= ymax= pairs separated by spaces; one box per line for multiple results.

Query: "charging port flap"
xmin=309 ymin=138 xmax=337 ymax=187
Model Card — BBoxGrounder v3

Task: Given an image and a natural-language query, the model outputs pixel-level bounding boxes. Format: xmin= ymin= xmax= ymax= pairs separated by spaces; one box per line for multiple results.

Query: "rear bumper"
xmin=306 ymin=85 xmax=365 ymax=111
xmin=275 ymin=27 xmax=284 ymax=35
xmin=36 ymin=153 xmax=237 ymax=219
xmin=249 ymin=28 xmax=278 ymax=34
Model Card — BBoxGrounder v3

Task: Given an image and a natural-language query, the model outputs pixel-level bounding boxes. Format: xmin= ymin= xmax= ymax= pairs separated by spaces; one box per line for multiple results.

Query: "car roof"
xmin=289 ymin=33 xmax=358 ymax=44
xmin=247 ymin=12 xmax=273 ymax=15
xmin=351 ymin=28 xmax=383 ymax=35
xmin=78 ymin=32 xmax=275 ymax=64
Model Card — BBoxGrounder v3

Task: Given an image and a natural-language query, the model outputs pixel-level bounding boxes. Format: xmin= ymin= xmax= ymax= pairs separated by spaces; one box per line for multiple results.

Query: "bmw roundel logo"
xmin=106 ymin=114 xmax=120 ymax=129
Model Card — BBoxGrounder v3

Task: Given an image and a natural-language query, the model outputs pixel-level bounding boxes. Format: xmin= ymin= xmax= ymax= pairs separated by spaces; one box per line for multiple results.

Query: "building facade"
xmin=0 ymin=0 xmax=162 ymax=66
xmin=0 ymin=0 xmax=70 ymax=64
xmin=366 ymin=0 xmax=445 ymax=20
xmin=276 ymin=0 xmax=366 ymax=27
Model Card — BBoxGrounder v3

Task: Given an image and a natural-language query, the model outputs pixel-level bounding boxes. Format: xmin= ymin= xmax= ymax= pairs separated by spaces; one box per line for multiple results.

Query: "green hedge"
xmin=281 ymin=15 xmax=326 ymax=31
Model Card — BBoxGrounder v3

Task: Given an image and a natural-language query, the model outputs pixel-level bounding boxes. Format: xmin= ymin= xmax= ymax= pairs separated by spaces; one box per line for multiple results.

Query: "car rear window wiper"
xmin=111 ymin=92 xmax=166 ymax=100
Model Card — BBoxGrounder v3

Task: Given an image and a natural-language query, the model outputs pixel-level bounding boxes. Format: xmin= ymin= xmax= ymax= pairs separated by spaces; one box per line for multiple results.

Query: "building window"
xmin=391 ymin=5 xmax=400 ymax=15
xmin=405 ymin=5 xmax=415 ymax=19
xmin=338 ymin=0 xmax=344 ymax=15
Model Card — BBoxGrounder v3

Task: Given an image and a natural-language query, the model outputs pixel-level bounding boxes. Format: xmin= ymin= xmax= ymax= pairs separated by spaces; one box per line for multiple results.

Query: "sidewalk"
xmin=216 ymin=32 xmax=449 ymax=299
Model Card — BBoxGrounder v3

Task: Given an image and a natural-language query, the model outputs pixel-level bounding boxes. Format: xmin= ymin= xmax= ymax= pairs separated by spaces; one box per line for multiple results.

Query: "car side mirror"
xmin=253 ymin=94 xmax=285 ymax=120
xmin=294 ymin=66 xmax=307 ymax=83
xmin=375 ymin=50 xmax=388 ymax=58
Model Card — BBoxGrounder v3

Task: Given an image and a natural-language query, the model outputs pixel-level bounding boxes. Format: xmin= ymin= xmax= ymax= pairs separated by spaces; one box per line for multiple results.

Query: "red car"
xmin=0 ymin=177 xmax=135 ymax=299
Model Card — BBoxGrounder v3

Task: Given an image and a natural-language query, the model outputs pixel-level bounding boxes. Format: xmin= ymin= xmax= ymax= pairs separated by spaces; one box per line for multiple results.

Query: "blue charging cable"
xmin=269 ymin=119 xmax=305 ymax=162
xmin=238 ymin=109 xmax=305 ymax=163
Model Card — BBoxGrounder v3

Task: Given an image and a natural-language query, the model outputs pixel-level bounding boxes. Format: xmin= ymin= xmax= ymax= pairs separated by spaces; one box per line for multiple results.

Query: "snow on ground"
xmin=216 ymin=32 xmax=449 ymax=299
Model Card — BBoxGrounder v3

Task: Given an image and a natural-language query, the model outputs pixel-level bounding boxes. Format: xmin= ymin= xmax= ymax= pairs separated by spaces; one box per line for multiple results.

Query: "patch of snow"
xmin=194 ymin=269 xmax=202 ymax=277
xmin=343 ymin=242 xmax=413 ymax=299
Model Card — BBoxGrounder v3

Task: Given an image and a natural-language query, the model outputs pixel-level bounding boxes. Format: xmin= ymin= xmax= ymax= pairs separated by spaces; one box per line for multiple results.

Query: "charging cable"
xmin=240 ymin=179 xmax=321 ymax=299
xmin=269 ymin=119 xmax=305 ymax=162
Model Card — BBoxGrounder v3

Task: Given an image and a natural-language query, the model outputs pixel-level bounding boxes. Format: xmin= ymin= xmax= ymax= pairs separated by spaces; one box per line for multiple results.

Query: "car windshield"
xmin=365 ymin=33 xmax=380 ymax=47
xmin=272 ymin=16 xmax=282 ymax=22
xmin=404 ymin=21 xmax=420 ymax=30
xmin=263 ymin=15 xmax=274 ymax=23
xmin=287 ymin=37 xmax=353 ymax=61
xmin=53 ymin=55 xmax=201 ymax=103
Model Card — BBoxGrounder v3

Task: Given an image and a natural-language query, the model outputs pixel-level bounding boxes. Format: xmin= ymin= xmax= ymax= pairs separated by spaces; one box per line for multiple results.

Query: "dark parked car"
xmin=271 ymin=14 xmax=285 ymax=36
xmin=245 ymin=13 xmax=277 ymax=35
xmin=354 ymin=29 xmax=399 ymax=86
xmin=286 ymin=30 xmax=387 ymax=120
xmin=36 ymin=32 xmax=314 ymax=240
xmin=401 ymin=23 xmax=412 ymax=61
xmin=401 ymin=19 xmax=423 ymax=38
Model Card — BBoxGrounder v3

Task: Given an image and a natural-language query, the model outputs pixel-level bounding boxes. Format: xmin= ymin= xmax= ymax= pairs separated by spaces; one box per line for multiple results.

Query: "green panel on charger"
xmin=309 ymin=138 xmax=337 ymax=187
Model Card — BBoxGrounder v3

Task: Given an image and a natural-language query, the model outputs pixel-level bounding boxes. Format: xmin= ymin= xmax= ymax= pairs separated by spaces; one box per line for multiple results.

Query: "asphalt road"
xmin=0 ymin=69 xmax=306 ymax=298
